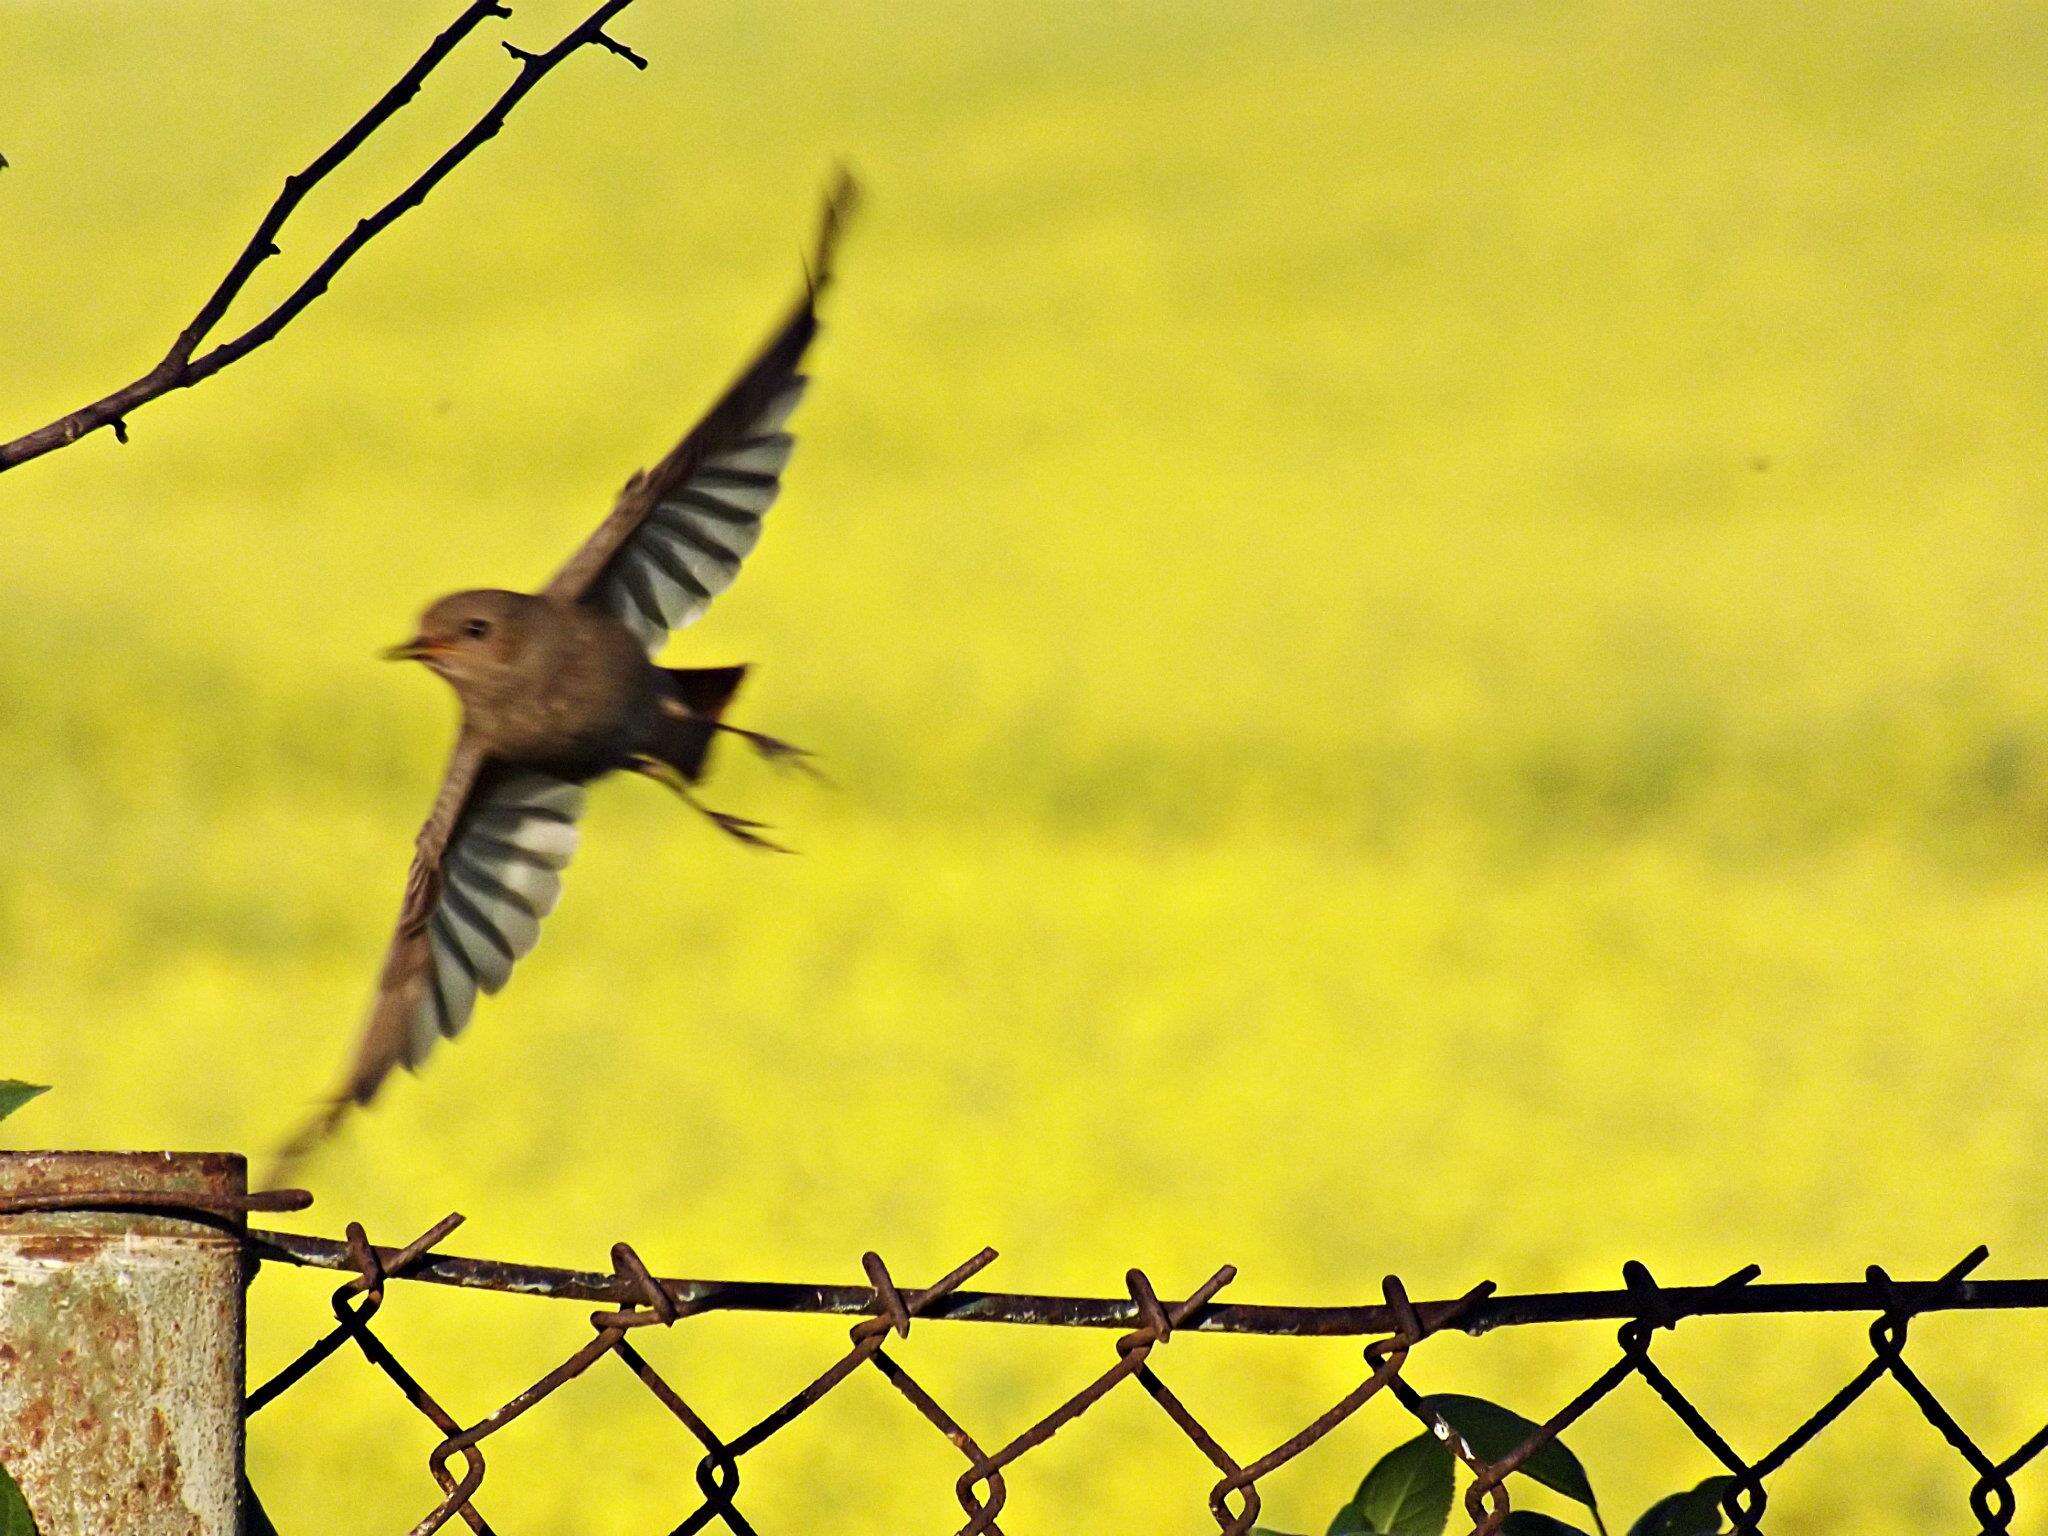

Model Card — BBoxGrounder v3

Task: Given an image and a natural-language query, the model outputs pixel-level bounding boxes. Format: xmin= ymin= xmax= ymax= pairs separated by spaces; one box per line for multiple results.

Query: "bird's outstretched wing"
xmin=543 ymin=168 xmax=857 ymax=645
xmin=350 ymin=750 xmax=584 ymax=1098
xmin=284 ymin=175 xmax=855 ymax=1159
xmin=276 ymin=743 xmax=586 ymax=1164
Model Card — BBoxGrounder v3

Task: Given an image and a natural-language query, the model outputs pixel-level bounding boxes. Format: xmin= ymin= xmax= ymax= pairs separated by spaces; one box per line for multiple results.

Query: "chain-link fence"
xmin=222 ymin=1210 xmax=2048 ymax=1536
xmin=2 ymin=1170 xmax=2043 ymax=1536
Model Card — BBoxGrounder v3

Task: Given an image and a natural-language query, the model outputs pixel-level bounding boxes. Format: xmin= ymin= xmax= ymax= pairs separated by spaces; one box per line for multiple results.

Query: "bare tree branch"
xmin=0 ymin=0 xmax=644 ymax=475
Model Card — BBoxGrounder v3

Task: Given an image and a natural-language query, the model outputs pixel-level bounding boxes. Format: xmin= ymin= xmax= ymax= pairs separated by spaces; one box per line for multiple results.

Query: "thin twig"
xmin=0 ymin=0 xmax=645 ymax=474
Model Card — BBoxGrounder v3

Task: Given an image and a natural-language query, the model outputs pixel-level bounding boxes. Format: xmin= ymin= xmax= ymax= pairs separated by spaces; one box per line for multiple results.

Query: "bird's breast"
xmin=464 ymin=650 xmax=658 ymax=780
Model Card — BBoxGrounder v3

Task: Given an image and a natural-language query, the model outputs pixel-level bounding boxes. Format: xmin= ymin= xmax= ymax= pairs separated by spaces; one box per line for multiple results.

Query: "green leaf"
xmin=1421 ymin=1395 xmax=1599 ymax=1514
xmin=1501 ymin=1515 xmax=1592 ymax=1536
xmin=1251 ymin=1529 xmax=1308 ymax=1535
xmin=1 ymin=1459 xmax=43 ymax=1536
xmin=1330 ymin=1433 xmax=1454 ymax=1535
xmin=1628 ymin=1477 xmax=1734 ymax=1536
xmin=0 ymin=1083 xmax=48 ymax=1125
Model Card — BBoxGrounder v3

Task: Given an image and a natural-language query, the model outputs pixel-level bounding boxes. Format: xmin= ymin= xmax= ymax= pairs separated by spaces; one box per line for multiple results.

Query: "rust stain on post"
xmin=0 ymin=1152 xmax=246 ymax=1535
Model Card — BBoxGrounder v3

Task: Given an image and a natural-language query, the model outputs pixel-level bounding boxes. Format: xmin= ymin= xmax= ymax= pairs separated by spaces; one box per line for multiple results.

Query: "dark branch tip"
xmin=1 ymin=0 xmax=638 ymax=476
xmin=592 ymin=31 xmax=649 ymax=69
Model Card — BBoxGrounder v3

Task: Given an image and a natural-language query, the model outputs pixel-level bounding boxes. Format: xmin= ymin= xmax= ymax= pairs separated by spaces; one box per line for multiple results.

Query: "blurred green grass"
xmin=5 ymin=1 xmax=2048 ymax=1531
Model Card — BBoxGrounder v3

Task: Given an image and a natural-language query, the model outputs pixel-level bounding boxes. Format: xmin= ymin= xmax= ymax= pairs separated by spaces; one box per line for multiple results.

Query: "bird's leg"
xmin=653 ymin=692 xmax=825 ymax=781
xmin=629 ymin=754 xmax=795 ymax=853
xmin=711 ymin=721 xmax=828 ymax=782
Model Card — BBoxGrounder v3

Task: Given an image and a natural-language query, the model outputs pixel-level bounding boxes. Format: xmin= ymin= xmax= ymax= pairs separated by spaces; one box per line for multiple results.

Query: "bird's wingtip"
xmin=265 ymin=1096 xmax=352 ymax=1186
xmin=806 ymin=164 xmax=862 ymax=297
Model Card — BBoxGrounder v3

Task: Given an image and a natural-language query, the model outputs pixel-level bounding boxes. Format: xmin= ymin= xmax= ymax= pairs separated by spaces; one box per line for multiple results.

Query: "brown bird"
xmin=282 ymin=173 xmax=856 ymax=1160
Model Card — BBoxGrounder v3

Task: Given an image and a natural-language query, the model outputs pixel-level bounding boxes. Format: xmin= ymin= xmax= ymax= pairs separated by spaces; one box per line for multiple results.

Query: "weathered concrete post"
xmin=0 ymin=1151 xmax=247 ymax=1535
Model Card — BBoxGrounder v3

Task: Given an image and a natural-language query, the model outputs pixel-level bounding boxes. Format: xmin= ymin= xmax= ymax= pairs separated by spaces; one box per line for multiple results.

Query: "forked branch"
xmin=0 ymin=0 xmax=646 ymax=475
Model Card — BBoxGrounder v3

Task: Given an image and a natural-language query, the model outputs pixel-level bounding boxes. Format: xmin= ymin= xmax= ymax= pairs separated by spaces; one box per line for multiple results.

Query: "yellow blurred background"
xmin=5 ymin=1 xmax=2048 ymax=1530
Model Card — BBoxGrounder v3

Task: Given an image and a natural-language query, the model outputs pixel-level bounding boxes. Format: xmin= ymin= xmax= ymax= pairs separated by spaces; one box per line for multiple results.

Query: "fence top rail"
xmin=242 ymin=1225 xmax=2046 ymax=1337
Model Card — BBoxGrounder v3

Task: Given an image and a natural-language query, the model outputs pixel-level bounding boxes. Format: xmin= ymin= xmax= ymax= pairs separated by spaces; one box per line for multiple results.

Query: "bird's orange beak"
xmin=381 ymin=636 xmax=440 ymax=662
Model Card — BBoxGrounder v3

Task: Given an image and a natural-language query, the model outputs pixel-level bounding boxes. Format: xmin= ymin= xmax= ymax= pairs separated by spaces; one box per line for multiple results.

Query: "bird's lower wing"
xmin=280 ymin=740 xmax=587 ymax=1163
xmin=354 ymin=750 xmax=587 ymax=1102
xmin=339 ymin=736 xmax=488 ymax=1107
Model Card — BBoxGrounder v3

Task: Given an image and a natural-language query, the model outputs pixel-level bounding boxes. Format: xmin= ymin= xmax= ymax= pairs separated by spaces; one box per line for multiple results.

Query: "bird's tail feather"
xmin=663 ymin=663 xmax=749 ymax=720
xmin=647 ymin=665 xmax=749 ymax=782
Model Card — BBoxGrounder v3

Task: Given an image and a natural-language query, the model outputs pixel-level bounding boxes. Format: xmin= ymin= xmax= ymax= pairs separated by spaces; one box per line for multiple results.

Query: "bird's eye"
xmin=462 ymin=618 xmax=492 ymax=640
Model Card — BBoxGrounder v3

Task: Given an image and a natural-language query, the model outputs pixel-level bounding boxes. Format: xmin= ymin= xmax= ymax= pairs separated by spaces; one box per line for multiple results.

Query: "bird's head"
xmin=385 ymin=589 xmax=539 ymax=696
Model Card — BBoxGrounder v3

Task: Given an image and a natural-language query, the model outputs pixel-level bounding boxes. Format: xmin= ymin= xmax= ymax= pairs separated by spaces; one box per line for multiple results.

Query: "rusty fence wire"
xmin=175 ymin=1206 xmax=2048 ymax=1536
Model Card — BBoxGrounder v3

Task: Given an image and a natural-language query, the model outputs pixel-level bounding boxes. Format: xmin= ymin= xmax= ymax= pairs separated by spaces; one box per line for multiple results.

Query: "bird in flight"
xmin=281 ymin=173 xmax=857 ymax=1162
